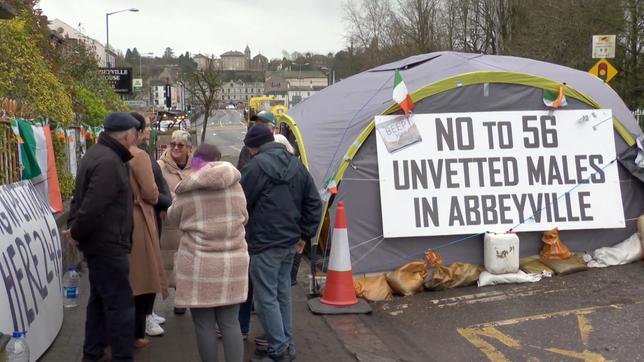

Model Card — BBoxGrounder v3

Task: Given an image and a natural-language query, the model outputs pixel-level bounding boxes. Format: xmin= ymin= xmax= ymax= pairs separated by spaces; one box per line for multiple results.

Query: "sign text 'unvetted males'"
xmin=0 ymin=181 xmax=63 ymax=361
xmin=375 ymin=110 xmax=624 ymax=237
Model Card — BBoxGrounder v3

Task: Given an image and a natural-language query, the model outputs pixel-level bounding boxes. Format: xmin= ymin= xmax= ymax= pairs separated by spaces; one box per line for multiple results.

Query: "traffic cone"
xmin=320 ymin=201 xmax=357 ymax=306
xmin=307 ymin=200 xmax=371 ymax=315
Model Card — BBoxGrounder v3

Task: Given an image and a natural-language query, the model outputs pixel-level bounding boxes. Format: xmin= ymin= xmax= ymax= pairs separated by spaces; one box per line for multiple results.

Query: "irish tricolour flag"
xmin=393 ymin=69 xmax=413 ymax=115
xmin=543 ymin=85 xmax=567 ymax=108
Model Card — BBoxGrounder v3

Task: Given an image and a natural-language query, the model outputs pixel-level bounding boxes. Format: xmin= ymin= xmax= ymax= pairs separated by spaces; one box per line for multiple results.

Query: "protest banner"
xmin=0 ymin=181 xmax=63 ymax=361
xmin=375 ymin=109 xmax=624 ymax=237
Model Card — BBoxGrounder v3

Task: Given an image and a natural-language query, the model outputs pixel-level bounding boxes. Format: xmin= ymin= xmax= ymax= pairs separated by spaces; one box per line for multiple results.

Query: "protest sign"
xmin=375 ymin=109 xmax=624 ymax=237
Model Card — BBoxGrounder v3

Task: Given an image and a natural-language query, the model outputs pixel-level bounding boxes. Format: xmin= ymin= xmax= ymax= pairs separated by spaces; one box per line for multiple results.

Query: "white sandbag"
xmin=478 ymin=270 xmax=544 ymax=287
xmin=586 ymin=233 xmax=642 ymax=268
xmin=484 ymin=232 xmax=520 ymax=274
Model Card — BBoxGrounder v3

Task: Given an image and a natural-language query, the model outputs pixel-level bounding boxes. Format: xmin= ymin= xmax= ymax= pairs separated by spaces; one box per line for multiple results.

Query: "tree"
xmin=0 ymin=18 xmax=72 ymax=123
xmin=186 ymin=57 xmax=222 ymax=144
xmin=163 ymin=47 xmax=175 ymax=59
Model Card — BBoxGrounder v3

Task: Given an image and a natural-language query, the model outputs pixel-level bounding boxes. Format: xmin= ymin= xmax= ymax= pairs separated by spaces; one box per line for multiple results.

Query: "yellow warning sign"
xmin=588 ymin=58 xmax=618 ymax=83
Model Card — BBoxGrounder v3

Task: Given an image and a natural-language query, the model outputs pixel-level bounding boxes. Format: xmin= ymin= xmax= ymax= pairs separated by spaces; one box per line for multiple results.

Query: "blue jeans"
xmin=250 ymin=246 xmax=295 ymax=357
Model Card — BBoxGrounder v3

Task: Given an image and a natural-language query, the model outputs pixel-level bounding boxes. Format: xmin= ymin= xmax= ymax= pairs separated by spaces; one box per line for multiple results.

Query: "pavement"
xmin=40 ymin=113 xmax=644 ymax=361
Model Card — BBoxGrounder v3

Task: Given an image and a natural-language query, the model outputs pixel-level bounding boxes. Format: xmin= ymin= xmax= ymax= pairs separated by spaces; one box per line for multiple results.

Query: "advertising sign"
xmin=0 ymin=181 xmax=64 ymax=361
xmin=98 ymin=67 xmax=133 ymax=94
xmin=375 ymin=110 xmax=624 ymax=237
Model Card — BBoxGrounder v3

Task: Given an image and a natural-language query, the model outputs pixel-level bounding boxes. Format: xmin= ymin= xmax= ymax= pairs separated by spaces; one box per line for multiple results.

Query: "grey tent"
xmin=280 ymin=52 xmax=644 ymax=274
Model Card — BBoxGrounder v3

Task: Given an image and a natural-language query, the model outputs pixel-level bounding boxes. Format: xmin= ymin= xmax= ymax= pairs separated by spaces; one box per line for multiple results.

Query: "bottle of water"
xmin=63 ymin=264 xmax=80 ymax=308
xmin=5 ymin=331 xmax=29 ymax=362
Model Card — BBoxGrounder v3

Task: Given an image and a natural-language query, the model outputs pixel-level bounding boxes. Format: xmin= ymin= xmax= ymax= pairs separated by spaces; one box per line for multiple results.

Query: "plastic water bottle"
xmin=63 ymin=264 xmax=80 ymax=308
xmin=5 ymin=331 xmax=29 ymax=362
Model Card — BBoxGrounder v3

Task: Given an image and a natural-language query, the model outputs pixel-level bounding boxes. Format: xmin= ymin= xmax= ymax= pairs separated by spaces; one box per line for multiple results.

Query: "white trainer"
xmin=146 ymin=315 xmax=165 ymax=336
xmin=151 ymin=312 xmax=166 ymax=325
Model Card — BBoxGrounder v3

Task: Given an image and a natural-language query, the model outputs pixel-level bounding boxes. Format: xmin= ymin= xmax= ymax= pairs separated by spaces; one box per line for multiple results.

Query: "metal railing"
xmin=0 ymin=119 xmax=19 ymax=185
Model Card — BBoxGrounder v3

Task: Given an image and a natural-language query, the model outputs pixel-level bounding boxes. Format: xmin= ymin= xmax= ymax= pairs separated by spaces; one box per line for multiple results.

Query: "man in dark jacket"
xmin=67 ymin=112 xmax=140 ymax=362
xmin=241 ymin=125 xmax=322 ymax=362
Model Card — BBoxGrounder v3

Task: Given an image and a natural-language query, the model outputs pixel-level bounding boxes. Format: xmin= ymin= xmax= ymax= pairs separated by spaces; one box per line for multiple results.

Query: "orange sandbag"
xmin=385 ymin=261 xmax=427 ymax=296
xmin=540 ymin=227 xmax=572 ymax=260
xmin=353 ymin=275 xmax=393 ymax=302
xmin=425 ymin=262 xmax=482 ymax=290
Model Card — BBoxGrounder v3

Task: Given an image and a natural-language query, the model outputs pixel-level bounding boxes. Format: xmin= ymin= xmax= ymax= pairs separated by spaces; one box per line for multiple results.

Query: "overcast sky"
xmin=38 ymin=0 xmax=347 ymax=60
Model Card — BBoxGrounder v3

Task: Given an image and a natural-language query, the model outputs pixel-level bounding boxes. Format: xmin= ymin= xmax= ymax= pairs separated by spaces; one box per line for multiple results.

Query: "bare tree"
xmin=186 ymin=57 xmax=222 ymax=144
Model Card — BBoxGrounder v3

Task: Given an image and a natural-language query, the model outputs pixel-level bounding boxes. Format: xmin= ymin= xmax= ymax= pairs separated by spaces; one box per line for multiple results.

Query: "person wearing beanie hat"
xmin=237 ymin=112 xmax=277 ymax=170
xmin=240 ymin=120 xmax=322 ymax=362
xmin=244 ymin=124 xmax=275 ymax=149
xmin=66 ymin=111 xmax=141 ymax=361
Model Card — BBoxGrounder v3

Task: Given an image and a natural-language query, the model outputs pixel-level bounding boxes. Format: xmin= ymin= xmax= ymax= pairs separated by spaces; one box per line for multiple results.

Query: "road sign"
xmin=588 ymin=58 xmax=618 ymax=83
xmin=592 ymin=35 xmax=616 ymax=59
xmin=133 ymin=78 xmax=143 ymax=88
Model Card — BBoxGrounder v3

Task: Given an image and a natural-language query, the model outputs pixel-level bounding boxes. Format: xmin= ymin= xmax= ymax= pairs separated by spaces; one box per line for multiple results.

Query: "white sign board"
xmin=375 ymin=110 xmax=624 ymax=238
xmin=132 ymin=78 xmax=143 ymax=88
xmin=0 ymin=181 xmax=64 ymax=361
xmin=592 ymin=35 xmax=616 ymax=59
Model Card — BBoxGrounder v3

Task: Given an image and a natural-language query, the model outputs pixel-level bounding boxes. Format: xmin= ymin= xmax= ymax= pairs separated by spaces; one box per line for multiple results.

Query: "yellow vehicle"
xmin=245 ymin=96 xmax=286 ymax=125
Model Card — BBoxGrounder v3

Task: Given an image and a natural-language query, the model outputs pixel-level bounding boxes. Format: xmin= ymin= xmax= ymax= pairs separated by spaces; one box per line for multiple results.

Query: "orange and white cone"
xmin=321 ymin=201 xmax=358 ymax=306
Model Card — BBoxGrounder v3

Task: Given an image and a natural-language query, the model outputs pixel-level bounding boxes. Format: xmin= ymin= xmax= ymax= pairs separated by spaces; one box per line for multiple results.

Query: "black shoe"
xmin=174 ymin=307 xmax=186 ymax=315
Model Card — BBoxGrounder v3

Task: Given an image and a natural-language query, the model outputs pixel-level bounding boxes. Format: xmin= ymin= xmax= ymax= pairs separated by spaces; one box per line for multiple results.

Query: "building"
xmin=47 ymin=18 xmax=113 ymax=67
xmin=218 ymin=45 xmax=268 ymax=72
xmin=216 ymin=80 xmax=265 ymax=105
xmin=150 ymin=82 xmax=186 ymax=111
xmin=193 ymin=54 xmax=211 ymax=71
xmin=220 ymin=50 xmax=247 ymax=71
xmin=264 ymin=70 xmax=328 ymax=107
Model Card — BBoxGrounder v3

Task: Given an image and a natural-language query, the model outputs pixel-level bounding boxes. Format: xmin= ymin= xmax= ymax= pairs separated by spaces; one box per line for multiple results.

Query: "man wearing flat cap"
xmin=240 ymin=125 xmax=322 ymax=362
xmin=67 ymin=111 xmax=140 ymax=362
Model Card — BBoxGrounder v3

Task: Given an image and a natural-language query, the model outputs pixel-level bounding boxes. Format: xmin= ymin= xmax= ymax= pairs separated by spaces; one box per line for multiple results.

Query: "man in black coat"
xmin=67 ymin=112 xmax=140 ymax=362
xmin=241 ymin=125 xmax=322 ymax=362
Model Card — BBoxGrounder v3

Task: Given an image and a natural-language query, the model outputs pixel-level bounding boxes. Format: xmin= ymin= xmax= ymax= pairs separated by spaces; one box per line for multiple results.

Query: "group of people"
xmin=67 ymin=110 xmax=321 ymax=362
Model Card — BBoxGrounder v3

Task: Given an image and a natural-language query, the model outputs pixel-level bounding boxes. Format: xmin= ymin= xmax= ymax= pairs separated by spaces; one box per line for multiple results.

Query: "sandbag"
xmin=638 ymin=215 xmax=644 ymax=259
xmin=541 ymin=253 xmax=588 ymax=275
xmin=519 ymin=255 xmax=554 ymax=275
xmin=385 ymin=261 xmax=427 ymax=296
xmin=540 ymin=227 xmax=572 ymax=260
xmin=478 ymin=270 xmax=544 ymax=287
xmin=585 ymin=233 xmax=642 ymax=268
xmin=353 ymin=275 xmax=393 ymax=302
xmin=425 ymin=262 xmax=482 ymax=290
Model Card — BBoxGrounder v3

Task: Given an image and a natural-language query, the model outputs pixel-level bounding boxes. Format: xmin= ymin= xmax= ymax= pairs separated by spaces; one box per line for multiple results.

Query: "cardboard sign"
xmin=375 ymin=110 xmax=624 ymax=237
xmin=0 ymin=181 xmax=64 ymax=361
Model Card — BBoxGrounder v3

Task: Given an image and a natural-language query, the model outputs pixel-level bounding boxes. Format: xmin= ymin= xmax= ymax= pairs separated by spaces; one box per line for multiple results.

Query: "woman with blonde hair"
xmin=158 ymin=129 xmax=193 ymax=314
xmin=167 ymin=143 xmax=249 ymax=362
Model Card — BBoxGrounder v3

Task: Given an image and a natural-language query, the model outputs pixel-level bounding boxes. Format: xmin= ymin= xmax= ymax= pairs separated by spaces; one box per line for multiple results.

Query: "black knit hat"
xmin=103 ymin=112 xmax=139 ymax=132
xmin=244 ymin=124 xmax=274 ymax=148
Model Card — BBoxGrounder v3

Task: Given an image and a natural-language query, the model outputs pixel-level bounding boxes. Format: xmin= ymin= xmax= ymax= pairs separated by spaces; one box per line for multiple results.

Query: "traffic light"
xmin=186 ymin=105 xmax=192 ymax=115
xmin=597 ymin=62 xmax=608 ymax=82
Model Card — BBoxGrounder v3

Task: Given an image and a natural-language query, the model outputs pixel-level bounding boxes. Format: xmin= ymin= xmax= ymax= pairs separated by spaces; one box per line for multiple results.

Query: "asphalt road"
xmin=194 ymin=109 xmax=247 ymax=164
xmin=329 ymin=261 xmax=644 ymax=361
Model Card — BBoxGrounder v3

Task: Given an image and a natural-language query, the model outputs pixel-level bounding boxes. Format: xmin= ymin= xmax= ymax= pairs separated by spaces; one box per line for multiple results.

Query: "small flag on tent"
xmin=393 ymin=69 xmax=414 ymax=116
xmin=543 ymin=85 xmax=567 ymax=108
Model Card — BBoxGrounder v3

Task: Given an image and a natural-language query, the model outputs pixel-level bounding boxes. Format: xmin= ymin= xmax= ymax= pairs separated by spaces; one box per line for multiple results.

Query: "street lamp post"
xmin=105 ymin=8 xmax=139 ymax=67
xmin=292 ymin=62 xmax=308 ymax=106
